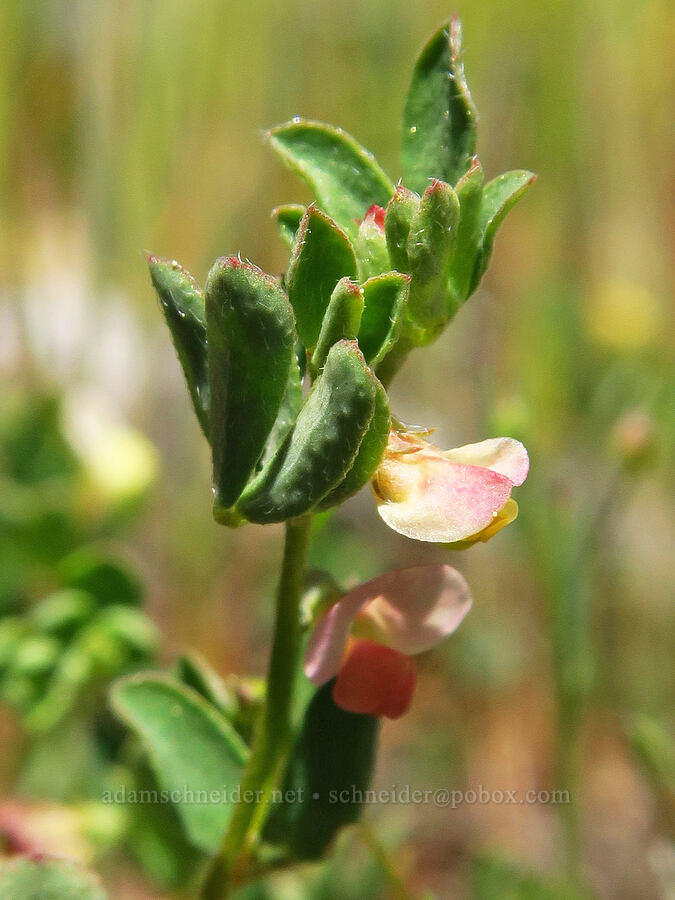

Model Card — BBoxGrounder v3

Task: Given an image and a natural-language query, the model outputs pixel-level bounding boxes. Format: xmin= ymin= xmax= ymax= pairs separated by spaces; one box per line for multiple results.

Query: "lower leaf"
xmin=263 ymin=680 xmax=380 ymax=859
xmin=110 ymin=672 xmax=248 ymax=853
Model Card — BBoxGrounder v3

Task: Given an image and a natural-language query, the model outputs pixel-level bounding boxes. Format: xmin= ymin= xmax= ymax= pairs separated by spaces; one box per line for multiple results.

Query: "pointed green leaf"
xmin=111 ymin=672 xmax=248 ymax=853
xmin=470 ymin=170 xmax=536 ymax=292
xmin=401 ymin=18 xmax=478 ymax=194
xmin=384 ymin=185 xmax=420 ymax=272
xmin=264 ymin=681 xmax=380 ymax=859
xmin=206 ymin=258 xmax=296 ymax=512
xmin=354 ymin=208 xmax=390 ymax=281
xmin=318 ymin=378 xmax=390 ymax=508
xmin=286 ymin=207 xmax=357 ymax=349
xmin=407 ymin=179 xmax=460 ymax=333
xmin=359 ymin=272 xmax=409 ymax=366
xmin=267 ymin=120 xmax=394 ymax=238
xmin=175 ymin=650 xmax=238 ymax=719
xmin=0 ymin=858 xmax=107 ymax=899
xmin=148 ymin=256 xmax=209 ymax=436
xmin=310 ymin=277 xmax=364 ymax=375
xmin=448 ymin=156 xmax=485 ymax=302
xmin=238 ymin=341 xmax=376 ymax=523
xmin=271 ymin=204 xmax=306 ymax=250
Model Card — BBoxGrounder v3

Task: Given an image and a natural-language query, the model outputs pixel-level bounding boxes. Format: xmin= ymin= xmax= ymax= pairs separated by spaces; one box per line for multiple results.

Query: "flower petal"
xmin=442 ymin=437 xmax=529 ymax=486
xmin=304 ymin=564 xmax=471 ymax=684
xmin=443 ymin=498 xmax=520 ymax=549
xmin=354 ymin=564 xmax=472 ymax=654
xmin=333 ymin=639 xmax=416 ymax=719
xmin=373 ymin=431 xmax=529 ymax=542
xmin=375 ymin=452 xmax=512 ymax=543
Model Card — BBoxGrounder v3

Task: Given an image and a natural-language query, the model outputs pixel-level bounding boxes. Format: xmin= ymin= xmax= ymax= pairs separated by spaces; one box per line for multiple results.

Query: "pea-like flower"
xmin=372 ymin=430 xmax=529 ymax=546
xmin=305 ymin=566 xmax=472 ymax=718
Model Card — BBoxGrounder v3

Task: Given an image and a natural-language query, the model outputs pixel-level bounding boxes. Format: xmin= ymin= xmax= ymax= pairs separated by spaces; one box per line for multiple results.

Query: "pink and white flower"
xmin=372 ymin=430 xmax=529 ymax=546
xmin=305 ymin=565 xmax=472 ymax=718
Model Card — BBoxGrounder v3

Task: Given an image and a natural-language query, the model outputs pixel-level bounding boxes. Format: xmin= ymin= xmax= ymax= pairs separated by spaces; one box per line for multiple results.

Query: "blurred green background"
xmin=0 ymin=0 xmax=673 ymax=897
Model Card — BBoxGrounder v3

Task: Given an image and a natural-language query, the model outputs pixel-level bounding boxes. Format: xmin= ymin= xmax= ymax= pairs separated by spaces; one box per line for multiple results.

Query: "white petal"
xmin=442 ymin=437 xmax=529 ymax=486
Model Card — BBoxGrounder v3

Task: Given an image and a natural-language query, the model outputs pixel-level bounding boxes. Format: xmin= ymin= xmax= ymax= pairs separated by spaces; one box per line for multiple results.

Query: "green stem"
xmin=554 ymin=674 xmax=584 ymax=883
xmin=201 ymin=514 xmax=313 ymax=899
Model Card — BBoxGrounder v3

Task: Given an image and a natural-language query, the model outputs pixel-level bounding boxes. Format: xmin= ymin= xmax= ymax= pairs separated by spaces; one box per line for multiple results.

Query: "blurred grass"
xmin=0 ymin=0 xmax=674 ymax=897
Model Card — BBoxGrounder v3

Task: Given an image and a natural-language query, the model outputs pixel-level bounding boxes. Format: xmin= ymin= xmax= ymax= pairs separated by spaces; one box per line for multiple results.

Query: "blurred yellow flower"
xmin=63 ymin=389 xmax=158 ymax=514
xmin=586 ymin=279 xmax=662 ymax=350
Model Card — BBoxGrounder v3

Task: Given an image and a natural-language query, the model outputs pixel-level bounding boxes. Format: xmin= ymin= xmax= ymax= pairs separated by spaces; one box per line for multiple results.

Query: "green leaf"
xmin=264 ymin=680 xmax=380 ymax=859
xmin=406 ymin=179 xmax=460 ymax=334
xmin=0 ymin=857 xmax=107 ymax=899
xmin=258 ymin=353 xmax=303 ymax=471
xmin=401 ymin=18 xmax=478 ymax=194
xmin=127 ymin=762 xmax=205 ymax=891
xmin=25 ymin=604 xmax=158 ymax=734
xmin=111 ymin=672 xmax=248 ymax=853
xmin=310 ymin=277 xmax=364 ymax=375
xmin=59 ymin=548 xmax=143 ymax=607
xmin=271 ymin=204 xmax=305 ymax=250
xmin=627 ymin=714 xmax=675 ymax=793
xmin=206 ymin=258 xmax=296 ymax=512
xmin=23 ymin=644 xmax=93 ymax=732
xmin=286 ymin=207 xmax=357 ymax=349
xmin=470 ymin=170 xmax=536 ymax=291
xmin=174 ymin=649 xmax=237 ymax=719
xmin=8 ymin=633 xmax=60 ymax=677
xmin=384 ymin=185 xmax=420 ymax=273
xmin=359 ymin=272 xmax=409 ymax=366
xmin=0 ymin=617 xmax=25 ymax=672
xmin=448 ymin=156 xmax=485 ymax=302
xmin=354 ymin=209 xmax=390 ymax=282
xmin=238 ymin=341 xmax=376 ymax=523
xmin=148 ymin=256 xmax=209 ymax=436
xmin=95 ymin=605 xmax=159 ymax=659
xmin=318 ymin=378 xmax=390 ymax=509
xmin=267 ymin=120 xmax=394 ymax=238
xmin=29 ymin=589 xmax=94 ymax=638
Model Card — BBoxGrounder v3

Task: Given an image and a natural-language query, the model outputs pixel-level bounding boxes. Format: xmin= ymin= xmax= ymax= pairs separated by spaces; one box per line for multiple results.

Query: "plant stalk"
xmin=201 ymin=514 xmax=313 ymax=899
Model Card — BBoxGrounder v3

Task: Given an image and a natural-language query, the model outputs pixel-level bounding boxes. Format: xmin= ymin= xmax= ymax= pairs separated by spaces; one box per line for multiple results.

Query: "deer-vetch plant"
xmin=122 ymin=17 xmax=534 ymax=897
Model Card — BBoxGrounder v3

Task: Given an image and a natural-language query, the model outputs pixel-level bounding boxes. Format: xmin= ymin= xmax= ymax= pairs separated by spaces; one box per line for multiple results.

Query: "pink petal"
xmin=356 ymin=565 xmax=472 ymax=654
xmin=375 ymin=449 xmax=517 ymax=542
xmin=442 ymin=437 xmax=529 ymax=486
xmin=304 ymin=564 xmax=472 ymax=684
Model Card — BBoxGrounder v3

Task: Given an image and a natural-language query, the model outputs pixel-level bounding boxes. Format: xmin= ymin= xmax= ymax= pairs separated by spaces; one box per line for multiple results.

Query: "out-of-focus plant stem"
xmin=201 ymin=514 xmax=313 ymax=899
xmin=550 ymin=547 xmax=591 ymax=887
xmin=360 ymin=824 xmax=416 ymax=900
xmin=549 ymin=471 xmax=623 ymax=890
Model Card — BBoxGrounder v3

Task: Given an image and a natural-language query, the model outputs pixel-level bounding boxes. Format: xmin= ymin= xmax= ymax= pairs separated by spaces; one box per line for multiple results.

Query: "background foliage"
xmin=0 ymin=0 xmax=673 ymax=897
